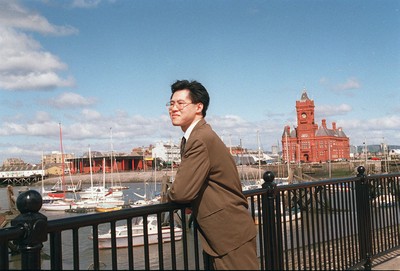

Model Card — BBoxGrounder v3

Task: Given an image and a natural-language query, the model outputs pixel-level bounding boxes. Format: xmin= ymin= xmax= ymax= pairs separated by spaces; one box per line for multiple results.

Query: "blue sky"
xmin=0 ymin=0 xmax=399 ymax=164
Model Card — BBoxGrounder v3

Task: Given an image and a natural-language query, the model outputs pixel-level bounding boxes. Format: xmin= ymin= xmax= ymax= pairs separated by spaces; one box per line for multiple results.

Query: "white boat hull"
xmin=90 ymin=216 xmax=183 ymax=249
xmin=78 ymin=186 xmax=123 ymax=199
xmin=42 ymin=200 xmax=76 ymax=211
xmin=97 ymin=226 xmax=183 ymax=249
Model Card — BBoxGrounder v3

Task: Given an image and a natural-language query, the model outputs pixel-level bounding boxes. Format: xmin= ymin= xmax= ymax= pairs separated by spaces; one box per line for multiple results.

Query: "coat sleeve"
xmin=167 ymin=138 xmax=210 ymax=203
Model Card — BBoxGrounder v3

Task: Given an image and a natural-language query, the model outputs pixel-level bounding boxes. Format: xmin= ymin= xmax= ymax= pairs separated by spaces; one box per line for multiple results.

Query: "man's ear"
xmin=196 ymin=103 xmax=204 ymax=114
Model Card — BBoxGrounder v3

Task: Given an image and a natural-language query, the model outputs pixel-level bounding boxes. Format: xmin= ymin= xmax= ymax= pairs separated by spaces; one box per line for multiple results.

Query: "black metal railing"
xmin=1 ymin=166 xmax=399 ymax=270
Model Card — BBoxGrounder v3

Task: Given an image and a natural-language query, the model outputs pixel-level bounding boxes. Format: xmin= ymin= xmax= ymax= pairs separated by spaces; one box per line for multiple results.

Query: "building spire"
xmin=300 ymin=87 xmax=309 ymax=101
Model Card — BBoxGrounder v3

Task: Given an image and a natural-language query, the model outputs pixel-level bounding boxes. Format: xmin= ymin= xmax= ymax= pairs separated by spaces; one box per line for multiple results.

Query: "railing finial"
xmin=357 ymin=166 xmax=366 ymax=177
xmin=16 ymin=190 xmax=43 ymax=214
xmin=11 ymin=190 xmax=47 ymax=270
xmin=263 ymin=171 xmax=275 ymax=183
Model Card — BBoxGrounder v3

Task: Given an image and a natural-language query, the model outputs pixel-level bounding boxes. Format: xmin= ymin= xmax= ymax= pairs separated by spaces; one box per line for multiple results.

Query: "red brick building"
xmin=282 ymin=90 xmax=350 ymax=163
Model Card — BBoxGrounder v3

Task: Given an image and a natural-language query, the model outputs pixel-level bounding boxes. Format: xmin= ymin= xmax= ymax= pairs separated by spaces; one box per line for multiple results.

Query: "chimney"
xmin=332 ymin=122 xmax=336 ymax=130
xmin=322 ymin=119 xmax=327 ymax=128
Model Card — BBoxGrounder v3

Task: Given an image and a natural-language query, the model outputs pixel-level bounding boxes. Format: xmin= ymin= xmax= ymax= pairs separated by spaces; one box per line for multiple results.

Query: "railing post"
xmin=261 ymin=171 xmax=282 ymax=270
xmin=355 ymin=166 xmax=372 ymax=270
xmin=11 ymin=190 xmax=47 ymax=270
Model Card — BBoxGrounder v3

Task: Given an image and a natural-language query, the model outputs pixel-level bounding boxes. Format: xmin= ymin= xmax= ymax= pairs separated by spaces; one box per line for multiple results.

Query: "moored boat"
xmin=90 ymin=216 xmax=183 ymax=249
xmin=95 ymin=203 xmax=122 ymax=212
xmin=42 ymin=199 xmax=77 ymax=211
xmin=78 ymin=185 xmax=123 ymax=199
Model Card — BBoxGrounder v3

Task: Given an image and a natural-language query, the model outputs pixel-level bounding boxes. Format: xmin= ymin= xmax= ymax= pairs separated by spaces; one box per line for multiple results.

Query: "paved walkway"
xmin=372 ymin=248 xmax=400 ymax=270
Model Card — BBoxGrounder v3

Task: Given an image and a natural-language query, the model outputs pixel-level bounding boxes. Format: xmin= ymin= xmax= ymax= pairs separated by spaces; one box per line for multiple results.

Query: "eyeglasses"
xmin=166 ymin=101 xmax=193 ymax=110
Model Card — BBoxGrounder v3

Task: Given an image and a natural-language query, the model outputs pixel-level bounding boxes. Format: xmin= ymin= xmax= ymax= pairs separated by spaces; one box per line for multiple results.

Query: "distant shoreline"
xmin=36 ymin=170 xmax=173 ymax=186
xmin=32 ymin=166 xmax=261 ymax=187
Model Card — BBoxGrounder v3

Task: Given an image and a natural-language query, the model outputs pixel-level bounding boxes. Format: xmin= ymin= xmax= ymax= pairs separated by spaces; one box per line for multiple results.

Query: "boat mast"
xmin=328 ymin=141 xmax=332 ymax=179
xmin=101 ymin=156 xmax=105 ymax=188
xmin=41 ymin=151 xmax=45 ymax=194
xmin=257 ymin=130 xmax=261 ymax=181
xmin=154 ymin=156 xmax=157 ymax=191
xmin=240 ymin=138 xmax=244 ymax=178
xmin=277 ymin=140 xmax=281 ymax=179
xmin=59 ymin=123 xmax=65 ymax=193
xmin=89 ymin=146 xmax=94 ymax=198
xmin=285 ymin=130 xmax=290 ymax=179
xmin=110 ymin=127 xmax=114 ymax=188
xmin=364 ymin=138 xmax=368 ymax=172
xmin=142 ymin=147 xmax=147 ymax=200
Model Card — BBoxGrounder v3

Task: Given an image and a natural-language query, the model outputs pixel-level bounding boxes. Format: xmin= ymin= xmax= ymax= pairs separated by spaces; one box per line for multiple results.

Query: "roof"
xmin=300 ymin=89 xmax=311 ymax=101
xmin=281 ymin=127 xmax=297 ymax=138
xmin=0 ymin=164 xmax=43 ymax=172
xmin=315 ymin=127 xmax=348 ymax=138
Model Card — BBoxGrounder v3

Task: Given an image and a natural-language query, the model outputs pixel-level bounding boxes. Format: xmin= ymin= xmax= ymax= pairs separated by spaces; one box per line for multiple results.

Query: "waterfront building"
xmin=66 ymin=144 xmax=177 ymax=174
xmin=42 ymin=151 xmax=74 ymax=165
xmin=2 ymin=158 xmax=25 ymax=167
xmin=390 ymin=149 xmax=400 ymax=158
xmin=151 ymin=141 xmax=180 ymax=166
xmin=67 ymin=153 xmax=144 ymax=174
xmin=282 ymin=89 xmax=350 ymax=163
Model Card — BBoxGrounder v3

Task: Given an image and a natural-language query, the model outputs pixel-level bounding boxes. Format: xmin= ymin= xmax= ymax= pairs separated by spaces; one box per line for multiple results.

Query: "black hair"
xmin=170 ymin=80 xmax=210 ymax=117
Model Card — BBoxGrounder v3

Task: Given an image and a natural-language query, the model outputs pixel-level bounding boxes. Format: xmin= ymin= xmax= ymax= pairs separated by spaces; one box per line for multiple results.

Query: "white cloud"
xmin=34 ymin=111 xmax=53 ymax=123
xmin=0 ymin=2 xmax=77 ymax=91
xmin=365 ymin=115 xmax=400 ymax=130
xmin=48 ymin=92 xmax=97 ymax=108
xmin=316 ymin=103 xmax=352 ymax=117
xmin=0 ymin=2 xmax=78 ymax=35
xmin=1 ymin=120 xmax=62 ymax=137
xmin=0 ymin=71 xmax=75 ymax=90
xmin=81 ymin=109 xmax=102 ymax=121
xmin=3 ymin=146 xmax=40 ymax=157
xmin=319 ymin=77 xmax=362 ymax=95
xmin=1 ymin=110 xmax=399 ymax=164
xmin=334 ymin=77 xmax=361 ymax=92
xmin=71 ymin=0 xmax=102 ymax=9
xmin=338 ymin=114 xmax=400 ymax=145
xmin=0 ymin=28 xmax=67 ymax=72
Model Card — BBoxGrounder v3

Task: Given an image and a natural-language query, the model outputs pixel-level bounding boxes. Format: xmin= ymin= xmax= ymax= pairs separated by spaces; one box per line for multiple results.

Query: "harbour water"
xmin=1 ymin=181 xmax=199 ymax=270
xmin=0 ymin=169 xmax=261 ymax=269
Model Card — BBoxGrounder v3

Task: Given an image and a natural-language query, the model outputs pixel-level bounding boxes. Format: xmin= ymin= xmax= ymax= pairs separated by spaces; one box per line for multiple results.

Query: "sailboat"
xmin=41 ymin=151 xmax=62 ymax=201
xmin=277 ymin=133 xmax=291 ymax=185
xmin=241 ymin=132 xmax=264 ymax=191
xmin=131 ymin=157 xmax=161 ymax=207
xmin=108 ymin=127 xmax=128 ymax=192
xmin=77 ymin=145 xmax=123 ymax=200
xmin=42 ymin=123 xmax=77 ymax=211
xmin=73 ymin=146 xmax=125 ymax=211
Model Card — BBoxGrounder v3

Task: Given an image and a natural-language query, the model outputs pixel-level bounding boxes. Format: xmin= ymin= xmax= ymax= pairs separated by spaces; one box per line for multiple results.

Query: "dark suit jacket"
xmin=167 ymin=119 xmax=257 ymax=256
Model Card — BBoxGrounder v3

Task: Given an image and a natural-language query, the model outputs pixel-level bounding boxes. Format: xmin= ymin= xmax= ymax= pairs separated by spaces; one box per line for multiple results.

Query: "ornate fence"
xmin=1 ymin=166 xmax=399 ymax=270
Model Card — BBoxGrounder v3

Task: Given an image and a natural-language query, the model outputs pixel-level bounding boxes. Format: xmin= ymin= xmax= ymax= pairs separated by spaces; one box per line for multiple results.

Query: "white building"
xmin=389 ymin=149 xmax=400 ymax=158
xmin=152 ymin=141 xmax=181 ymax=165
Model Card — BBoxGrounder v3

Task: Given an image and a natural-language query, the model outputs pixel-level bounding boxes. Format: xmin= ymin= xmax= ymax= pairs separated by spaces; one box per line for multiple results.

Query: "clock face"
xmin=301 ymin=113 xmax=307 ymax=119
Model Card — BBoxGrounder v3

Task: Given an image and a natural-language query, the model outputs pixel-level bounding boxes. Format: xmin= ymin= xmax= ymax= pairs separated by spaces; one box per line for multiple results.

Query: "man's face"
xmin=168 ymin=89 xmax=201 ymax=132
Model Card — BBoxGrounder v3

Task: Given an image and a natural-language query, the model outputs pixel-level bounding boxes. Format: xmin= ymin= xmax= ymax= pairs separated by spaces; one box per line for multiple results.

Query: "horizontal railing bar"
xmin=46 ymin=202 xmax=191 ymax=231
xmin=0 ymin=226 xmax=25 ymax=241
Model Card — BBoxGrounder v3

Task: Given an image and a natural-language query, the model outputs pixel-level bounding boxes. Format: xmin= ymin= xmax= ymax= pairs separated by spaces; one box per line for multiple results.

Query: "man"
xmin=166 ymin=80 xmax=259 ymax=270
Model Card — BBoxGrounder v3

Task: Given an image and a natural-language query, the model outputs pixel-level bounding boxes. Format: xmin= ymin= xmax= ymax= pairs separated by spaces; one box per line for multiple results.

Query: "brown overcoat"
xmin=167 ymin=119 xmax=257 ymax=256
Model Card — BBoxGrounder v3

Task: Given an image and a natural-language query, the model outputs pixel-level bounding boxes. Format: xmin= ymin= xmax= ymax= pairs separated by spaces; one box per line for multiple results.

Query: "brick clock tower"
xmin=282 ymin=89 xmax=350 ymax=163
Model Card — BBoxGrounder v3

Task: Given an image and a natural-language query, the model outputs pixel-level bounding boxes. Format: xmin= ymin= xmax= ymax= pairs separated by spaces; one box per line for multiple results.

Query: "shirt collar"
xmin=183 ymin=119 xmax=201 ymax=141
